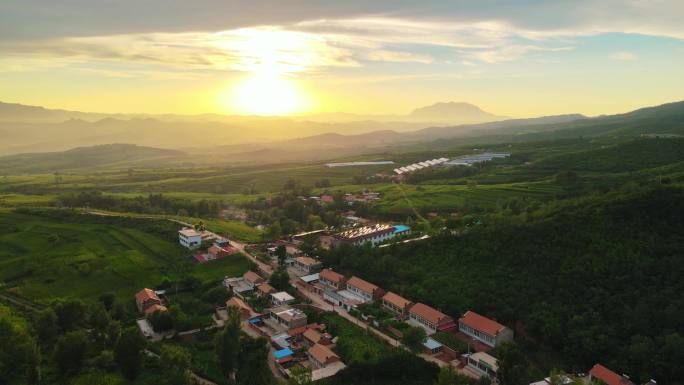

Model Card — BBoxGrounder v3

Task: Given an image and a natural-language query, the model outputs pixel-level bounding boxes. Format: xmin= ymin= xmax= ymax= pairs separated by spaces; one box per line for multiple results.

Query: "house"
xmin=319 ymin=269 xmax=347 ymax=291
xmin=135 ymin=288 xmax=166 ymax=314
xmin=243 ymin=271 xmax=265 ymax=288
xmin=293 ymin=256 xmax=322 ymax=274
xmin=178 ymin=228 xmax=202 ymax=249
xmin=466 ymin=352 xmax=498 ymax=378
xmin=332 ymin=224 xmax=397 ymax=247
xmin=226 ymin=297 xmax=259 ymax=321
xmin=458 ymin=311 xmax=514 ymax=348
xmin=256 ymin=283 xmax=276 ymax=297
xmin=270 ymin=291 xmax=296 ymax=306
xmin=381 ymin=291 xmax=414 ymax=319
xmin=320 ymin=195 xmax=335 ymax=204
xmin=302 ymin=328 xmax=332 ymax=347
xmin=589 ymin=364 xmax=635 ymax=385
xmin=308 ymin=343 xmax=340 ymax=369
xmin=269 ymin=305 xmax=308 ymax=329
xmin=408 ymin=303 xmax=456 ymax=335
xmin=345 ymin=276 xmax=384 ymax=303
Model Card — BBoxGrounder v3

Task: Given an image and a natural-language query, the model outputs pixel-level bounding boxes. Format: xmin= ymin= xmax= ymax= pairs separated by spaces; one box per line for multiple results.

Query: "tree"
xmin=0 ymin=317 xmax=38 ymax=383
xmin=288 ymin=365 xmax=313 ymax=385
xmin=149 ymin=309 xmax=174 ymax=332
xmin=276 ymin=245 xmax=287 ymax=267
xmin=214 ymin=307 xmax=241 ymax=380
xmin=402 ymin=325 xmax=427 ymax=353
xmin=53 ymin=330 xmax=89 ymax=375
xmin=269 ymin=268 xmax=291 ymax=291
xmin=496 ymin=343 xmax=530 ymax=385
xmin=160 ymin=345 xmax=193 ymax=385
xmin=34 ymin=308 xmax=60 ymax=344
xmin=236 ymin=336 xmax=273 ymax=385
xmin=99 ymin=292 xmax=116 ymax=310
xmin=115 ymin=327 xmax=147 ymax=380
xmin=434 ymin=365 xmax=471 ymax=385
xmin=54 ymin=298 xmax=88 ymax=331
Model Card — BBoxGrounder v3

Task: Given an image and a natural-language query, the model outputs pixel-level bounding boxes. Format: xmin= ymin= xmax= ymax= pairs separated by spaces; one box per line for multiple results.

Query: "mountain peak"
xmin=409 ymin=101 xmax=506 ymax=123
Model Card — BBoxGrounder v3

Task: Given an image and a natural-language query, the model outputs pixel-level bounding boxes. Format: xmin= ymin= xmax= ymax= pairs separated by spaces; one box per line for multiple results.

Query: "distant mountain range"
xmin=1 ymin=99 xmax=683 ymax=170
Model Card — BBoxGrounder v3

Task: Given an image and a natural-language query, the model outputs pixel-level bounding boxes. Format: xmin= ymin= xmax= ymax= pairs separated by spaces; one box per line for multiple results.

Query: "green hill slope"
xmin=0 ymin=143 xmax=184 ymax=173
xmin=325 ymin=185 xmax=684 ymax=383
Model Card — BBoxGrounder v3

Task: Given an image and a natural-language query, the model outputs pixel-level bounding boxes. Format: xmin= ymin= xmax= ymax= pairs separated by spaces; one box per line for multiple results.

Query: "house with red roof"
xmin=458 ymin=310 xmax=514 ymax=348
xmin=319 ymin=269 xmax=347 ymax=291
xmin=381 ymin=291 xmax=414 ymax=319
xmin=589 ymin=364 xmax=635 ymax=385
xmin=135 ymin=288 xmax=166 ymax=314
xmin=408 ymin=303 xmax=456 ymax=335
xmin=345 ymin=276 xmax=384 ymax=303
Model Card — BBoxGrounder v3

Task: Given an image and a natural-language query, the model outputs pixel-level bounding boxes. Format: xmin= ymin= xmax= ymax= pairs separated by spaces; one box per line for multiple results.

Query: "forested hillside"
xmin=322 ymin=185 xmax=684 ymax=383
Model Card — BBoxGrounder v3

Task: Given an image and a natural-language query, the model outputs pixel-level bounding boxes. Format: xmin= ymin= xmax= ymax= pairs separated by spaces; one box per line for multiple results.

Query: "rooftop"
xmin=178 ymin=228 xmax=201 ymax=237
xmin=469 ymin=352 xmax=499 ymax=372
xmin=300 ymin=273 xmax=320 ymax=283
xmin=295 ymin=256 xmax=321 ymax=266
xmin=423 ymin=337 xmax=443 ymax=350
xmin=271 ymin=291 xmax=295 ymax=302
xmin=410 ymin=303 xmax=452 ymax=325
xmin=459 ymin=311 xmax=508 ymax=336
xmin=135 ymin=288 xmax=159 ymax=303
xmin=334 ymin=224 xmax=394 ymax=241
xmin=308 ymin=343 xmax=339 ymax=364
xmin=382 ymin=291 xmax=413 ymax=309
xmin=271 ymin=305 xmax=306 ymax=322
xmin=320 ymin=269 xmax=346 ymax=284
xmin=347 ymin=276 xmax=381 ymax=294
xmin=589 ymin=364 xmax=634 ymax=385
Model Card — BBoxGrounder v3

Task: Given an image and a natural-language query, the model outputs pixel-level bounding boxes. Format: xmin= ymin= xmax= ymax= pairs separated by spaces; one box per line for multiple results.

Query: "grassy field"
xmin=0 ymin=211 xmax=250 ymax=303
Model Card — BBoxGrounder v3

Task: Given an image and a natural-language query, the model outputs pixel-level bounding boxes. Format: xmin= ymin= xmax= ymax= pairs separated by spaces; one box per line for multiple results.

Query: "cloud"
xmin=610 ymin=51 xmax=638 ymax=61
xmin=365 ymin=50 xmax=434 ymax=64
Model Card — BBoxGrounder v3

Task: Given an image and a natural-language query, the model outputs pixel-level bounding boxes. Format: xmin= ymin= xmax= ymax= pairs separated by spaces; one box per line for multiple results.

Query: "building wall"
xmin=408 ymin=313 xmax=437 ymax=334
xmin=458 ymin=322 xmax=512 ymax=347
xmin=179 ymin=233 xmax=202 ymax=248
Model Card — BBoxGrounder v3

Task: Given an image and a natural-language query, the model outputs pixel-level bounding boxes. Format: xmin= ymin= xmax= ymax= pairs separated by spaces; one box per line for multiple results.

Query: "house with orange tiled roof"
xmin=256 ymin=283 xmax=276 ymax=297
xmin=589 ymin=364 xmax=635 ymax=385
xmin=293 ymin=256 xmax=322 ymax=274
xmin=408 ymin=302 xmax=456 ymax=335
xmin=381 ymin=291 xmax=414 ymax=319
xmin=319 ymin=269 xmax=347 ymax=290
xmin=135 ymin=288 xmax=165 ymax=314
xmin=458 ymin=310 xmax=513 ymax=348
xmin=345 ymin=276 xmax=384 ymax=302
xmin=308 ymin=343 xmax=340 ymax=369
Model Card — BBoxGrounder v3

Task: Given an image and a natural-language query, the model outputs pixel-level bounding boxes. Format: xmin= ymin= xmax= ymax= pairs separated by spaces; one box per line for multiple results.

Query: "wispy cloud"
xmin=610 ymin=51 xmax=638 ymax=61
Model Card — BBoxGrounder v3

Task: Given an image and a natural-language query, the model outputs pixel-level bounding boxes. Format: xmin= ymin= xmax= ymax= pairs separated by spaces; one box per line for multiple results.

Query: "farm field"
xmin=0 ymin=211 xmax=251 ymax=303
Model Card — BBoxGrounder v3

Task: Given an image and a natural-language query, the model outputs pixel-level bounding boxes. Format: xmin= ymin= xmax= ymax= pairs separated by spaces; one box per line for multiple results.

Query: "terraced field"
xmin=0 ymin=211 xmax=251 ymax=302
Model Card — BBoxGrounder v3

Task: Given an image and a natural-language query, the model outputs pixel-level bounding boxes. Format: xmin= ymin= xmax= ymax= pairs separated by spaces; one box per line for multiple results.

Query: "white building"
xmin=178 ymin=228 xmax=202 ymax=249
xmin=270 ymin=291 xmax=296 ymax=306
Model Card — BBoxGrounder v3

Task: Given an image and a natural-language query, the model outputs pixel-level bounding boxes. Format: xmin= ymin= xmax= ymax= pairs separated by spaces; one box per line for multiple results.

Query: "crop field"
xmin=0 ymin=211 xmax=250 ymax=303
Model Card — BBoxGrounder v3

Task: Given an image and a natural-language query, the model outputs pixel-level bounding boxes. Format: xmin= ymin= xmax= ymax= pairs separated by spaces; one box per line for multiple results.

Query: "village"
xmin=128 ymin=216 xmax=652 ymax=385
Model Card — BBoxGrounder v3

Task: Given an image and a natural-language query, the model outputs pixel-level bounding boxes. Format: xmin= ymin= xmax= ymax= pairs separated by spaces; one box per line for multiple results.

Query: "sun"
xmin=217 ymin=28 xmax=314 ymax=116
xmin=226 ymin=73 xmax=308 ymax=116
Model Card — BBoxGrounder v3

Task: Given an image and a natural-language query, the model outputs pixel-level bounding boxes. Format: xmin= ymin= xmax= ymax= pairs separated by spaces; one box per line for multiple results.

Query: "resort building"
xmin=332 ymin=224 xmax=397 ymax=247
xmin=458 ymin=310 xmax=514 ymax=348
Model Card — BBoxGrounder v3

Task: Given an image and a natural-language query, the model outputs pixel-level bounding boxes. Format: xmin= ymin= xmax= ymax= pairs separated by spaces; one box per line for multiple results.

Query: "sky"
xmin=1 ymin=0 xmax=683 ymax=117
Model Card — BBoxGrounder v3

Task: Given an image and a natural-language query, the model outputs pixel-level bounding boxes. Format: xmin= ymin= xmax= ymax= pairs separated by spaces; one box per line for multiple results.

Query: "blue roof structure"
xmin=273 ymin=348 xmax=294 ymax=359
xmin=423 ymin=338 xmax=443 ymax=350
xmin=393 ymin=225 xmax=410 ymax=233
